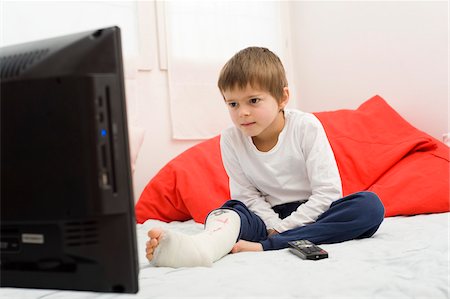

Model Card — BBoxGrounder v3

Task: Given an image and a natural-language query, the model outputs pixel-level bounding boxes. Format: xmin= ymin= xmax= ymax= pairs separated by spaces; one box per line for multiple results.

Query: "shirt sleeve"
xmin=273 ymin=115 xmax=342 ymax=233
xmin=220 ymin=131 xmax=282 ymax=230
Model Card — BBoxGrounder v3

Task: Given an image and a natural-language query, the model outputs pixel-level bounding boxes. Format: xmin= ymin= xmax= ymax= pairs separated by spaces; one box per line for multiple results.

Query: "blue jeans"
xmin=219 ymin=191 xmax=385 ymax=250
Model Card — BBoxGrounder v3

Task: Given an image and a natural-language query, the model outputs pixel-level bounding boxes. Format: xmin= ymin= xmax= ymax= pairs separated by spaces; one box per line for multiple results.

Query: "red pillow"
xmin=314 ymin=95 xmax=437 ymax=195
xmin=136 ymin=95 xmax=449 ymax=224
xmin=314 ymin=95 xmax=449 ymax=216
xmin=368 ymin=140 xmax=449 ymax=216
xmin=135 ymin=136 xmax=229 ymax=224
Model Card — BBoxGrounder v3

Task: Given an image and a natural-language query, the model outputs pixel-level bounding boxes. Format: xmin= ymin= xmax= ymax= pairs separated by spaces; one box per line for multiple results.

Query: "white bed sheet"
xmin=2 ymin=212 xmax=449 ymax=299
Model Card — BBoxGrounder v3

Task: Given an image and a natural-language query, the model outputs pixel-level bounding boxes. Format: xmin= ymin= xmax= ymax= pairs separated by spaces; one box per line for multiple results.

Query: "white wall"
xmin=1 ymin=1 xmax=140 ymax=56
xmin=289 ymin=1 xmax=448 ymax=140
xmin=130 ymin=64 xmax=198 ymax=203
xmin=2 ymin=1 xmax=448 ymax=202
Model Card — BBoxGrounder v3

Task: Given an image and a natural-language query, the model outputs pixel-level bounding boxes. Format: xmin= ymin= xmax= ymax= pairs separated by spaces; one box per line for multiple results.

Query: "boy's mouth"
xmin=241 ymin=122 xmax=256 ymax=127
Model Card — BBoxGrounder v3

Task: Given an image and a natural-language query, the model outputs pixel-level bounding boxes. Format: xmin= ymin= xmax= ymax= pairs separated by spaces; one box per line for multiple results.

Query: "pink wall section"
xmin=288 ymin=1 xmax=448 ymax=140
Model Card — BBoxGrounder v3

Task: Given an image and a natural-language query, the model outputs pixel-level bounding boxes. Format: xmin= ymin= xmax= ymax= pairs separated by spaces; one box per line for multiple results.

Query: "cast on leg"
xmin=149 ymin=209 xmax=241 ymax=267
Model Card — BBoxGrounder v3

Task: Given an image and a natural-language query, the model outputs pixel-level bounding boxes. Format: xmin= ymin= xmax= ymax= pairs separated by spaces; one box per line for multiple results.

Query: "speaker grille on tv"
xmin=64 ymin=221 xmax=99 ymax=247
xmin=0 ymin=49 xmax=49 ymax=79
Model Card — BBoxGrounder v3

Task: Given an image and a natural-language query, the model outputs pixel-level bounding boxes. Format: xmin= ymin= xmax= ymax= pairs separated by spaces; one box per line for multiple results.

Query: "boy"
xmin=146 ymin=47 xmax=384 ymax=267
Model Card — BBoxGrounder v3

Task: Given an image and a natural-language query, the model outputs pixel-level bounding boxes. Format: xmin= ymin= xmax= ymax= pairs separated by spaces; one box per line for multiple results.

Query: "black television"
xmin=0 ymin=27 xmax=139 ymax=293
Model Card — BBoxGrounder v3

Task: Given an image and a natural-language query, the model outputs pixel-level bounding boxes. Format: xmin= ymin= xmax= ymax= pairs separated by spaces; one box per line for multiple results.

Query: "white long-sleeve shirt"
xmin=220 ymin=109 xmax=343 ymax=233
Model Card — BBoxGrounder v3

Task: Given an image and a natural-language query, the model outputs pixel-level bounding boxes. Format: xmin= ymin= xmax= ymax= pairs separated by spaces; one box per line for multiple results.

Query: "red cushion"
xmin=314 ymin=95 xmax=449 ymax=216
xmin=368 ymin=141 xmax=449 ymax=216
xmin=313 ymin=95 xmax=437 ymax=195
xmin=135 ymin=95 xmax=449 ymax=223
xmin=135 ymin=136 xmax=230 ymax=224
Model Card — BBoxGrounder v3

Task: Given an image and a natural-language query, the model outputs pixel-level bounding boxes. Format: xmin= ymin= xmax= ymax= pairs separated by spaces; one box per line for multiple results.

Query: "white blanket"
xmin=2 ymin=212 xmax=449 ymax=298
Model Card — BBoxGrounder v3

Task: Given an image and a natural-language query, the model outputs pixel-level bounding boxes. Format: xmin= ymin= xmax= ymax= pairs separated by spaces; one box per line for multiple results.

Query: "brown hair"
xmin=218 ymin=47 xmax=288 ymax=101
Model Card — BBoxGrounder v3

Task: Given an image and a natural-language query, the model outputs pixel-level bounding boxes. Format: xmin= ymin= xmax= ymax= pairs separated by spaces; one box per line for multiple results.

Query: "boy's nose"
xmin=238 ymin=108 xmax=250 ymax=117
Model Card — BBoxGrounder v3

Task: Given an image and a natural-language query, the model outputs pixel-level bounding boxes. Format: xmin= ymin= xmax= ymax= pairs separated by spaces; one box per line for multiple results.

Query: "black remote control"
xmin=288 ymin=240 xmax=328 ymax=260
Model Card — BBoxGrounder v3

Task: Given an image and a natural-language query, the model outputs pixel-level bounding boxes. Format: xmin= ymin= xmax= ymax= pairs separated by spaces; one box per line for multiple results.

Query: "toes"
xmin=150 ymin=238 xmax=158 ymax=247
xmin=146 ymin=238 xmax=159 ymax=254
xmin=146 ymin=239 xmax=158 ymax=248
xmin=148 ymin=228 xmax=163 ymax=239
xmin=145 ymin=231 xmax=162 ymax=261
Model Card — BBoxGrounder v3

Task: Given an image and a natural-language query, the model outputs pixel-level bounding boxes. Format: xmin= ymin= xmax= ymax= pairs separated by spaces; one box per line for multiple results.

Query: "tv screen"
xmin=0 ymin=27 xmax=139 ymax=293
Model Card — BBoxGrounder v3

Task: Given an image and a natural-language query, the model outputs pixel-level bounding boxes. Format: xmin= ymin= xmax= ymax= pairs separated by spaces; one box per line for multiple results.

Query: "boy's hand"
xmin=267 ymin=229 xmax=279 ymax=237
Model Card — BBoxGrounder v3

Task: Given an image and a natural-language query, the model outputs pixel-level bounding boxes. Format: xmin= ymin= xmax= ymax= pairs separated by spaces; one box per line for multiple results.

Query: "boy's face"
xmin=222 ymin=84 xmax=288 ymax=140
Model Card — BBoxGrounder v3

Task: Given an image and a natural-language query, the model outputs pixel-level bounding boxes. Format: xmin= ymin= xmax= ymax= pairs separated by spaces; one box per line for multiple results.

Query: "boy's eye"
xmin=228 ymin=102 xmax=238 ymax=108
xmin=250 ymin=98 xmax=260 ymax=104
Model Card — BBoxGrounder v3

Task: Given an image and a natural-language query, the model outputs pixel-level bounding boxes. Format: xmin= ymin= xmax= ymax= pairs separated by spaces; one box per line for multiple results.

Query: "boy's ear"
xmin=279 ymin=87 xmax=289 ymax=109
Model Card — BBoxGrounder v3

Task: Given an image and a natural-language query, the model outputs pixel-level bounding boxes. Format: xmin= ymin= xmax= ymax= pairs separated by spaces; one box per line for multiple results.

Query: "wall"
xmin=130 ymin=63 xmax=199 ymax=203
xmin=289 ymin=1 xmax=448 ymax=140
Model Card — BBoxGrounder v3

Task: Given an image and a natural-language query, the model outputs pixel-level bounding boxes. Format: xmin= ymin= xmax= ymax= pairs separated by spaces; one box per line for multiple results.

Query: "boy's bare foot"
xmin=146 ymin=228 xmax=163 ymax=262
xmin=231 ymin=240 xmax=263 ymax=253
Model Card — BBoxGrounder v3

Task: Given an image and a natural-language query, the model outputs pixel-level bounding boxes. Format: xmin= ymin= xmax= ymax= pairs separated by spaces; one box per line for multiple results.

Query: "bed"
xmin=1 ymin=212 xmax=449 ymax=298
xmin=2 ymin=95 xmax=449 ymax=298
xmin=138 ymin=214 xmax=449 ymax=299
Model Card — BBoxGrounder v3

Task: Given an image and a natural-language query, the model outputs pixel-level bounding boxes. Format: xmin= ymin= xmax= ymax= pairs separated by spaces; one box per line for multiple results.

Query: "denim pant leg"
xmin=260 ymin=191 xmax=385 ymax=250
xmin=219 ymin=200 xmax=268 ymax=242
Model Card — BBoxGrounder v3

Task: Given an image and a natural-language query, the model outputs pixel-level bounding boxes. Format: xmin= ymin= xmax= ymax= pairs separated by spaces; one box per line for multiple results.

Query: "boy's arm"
xmin=220 ymin=133 xmax=282 ymax=230
xmin=274 ymin=115 xmax=342 ymax=233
